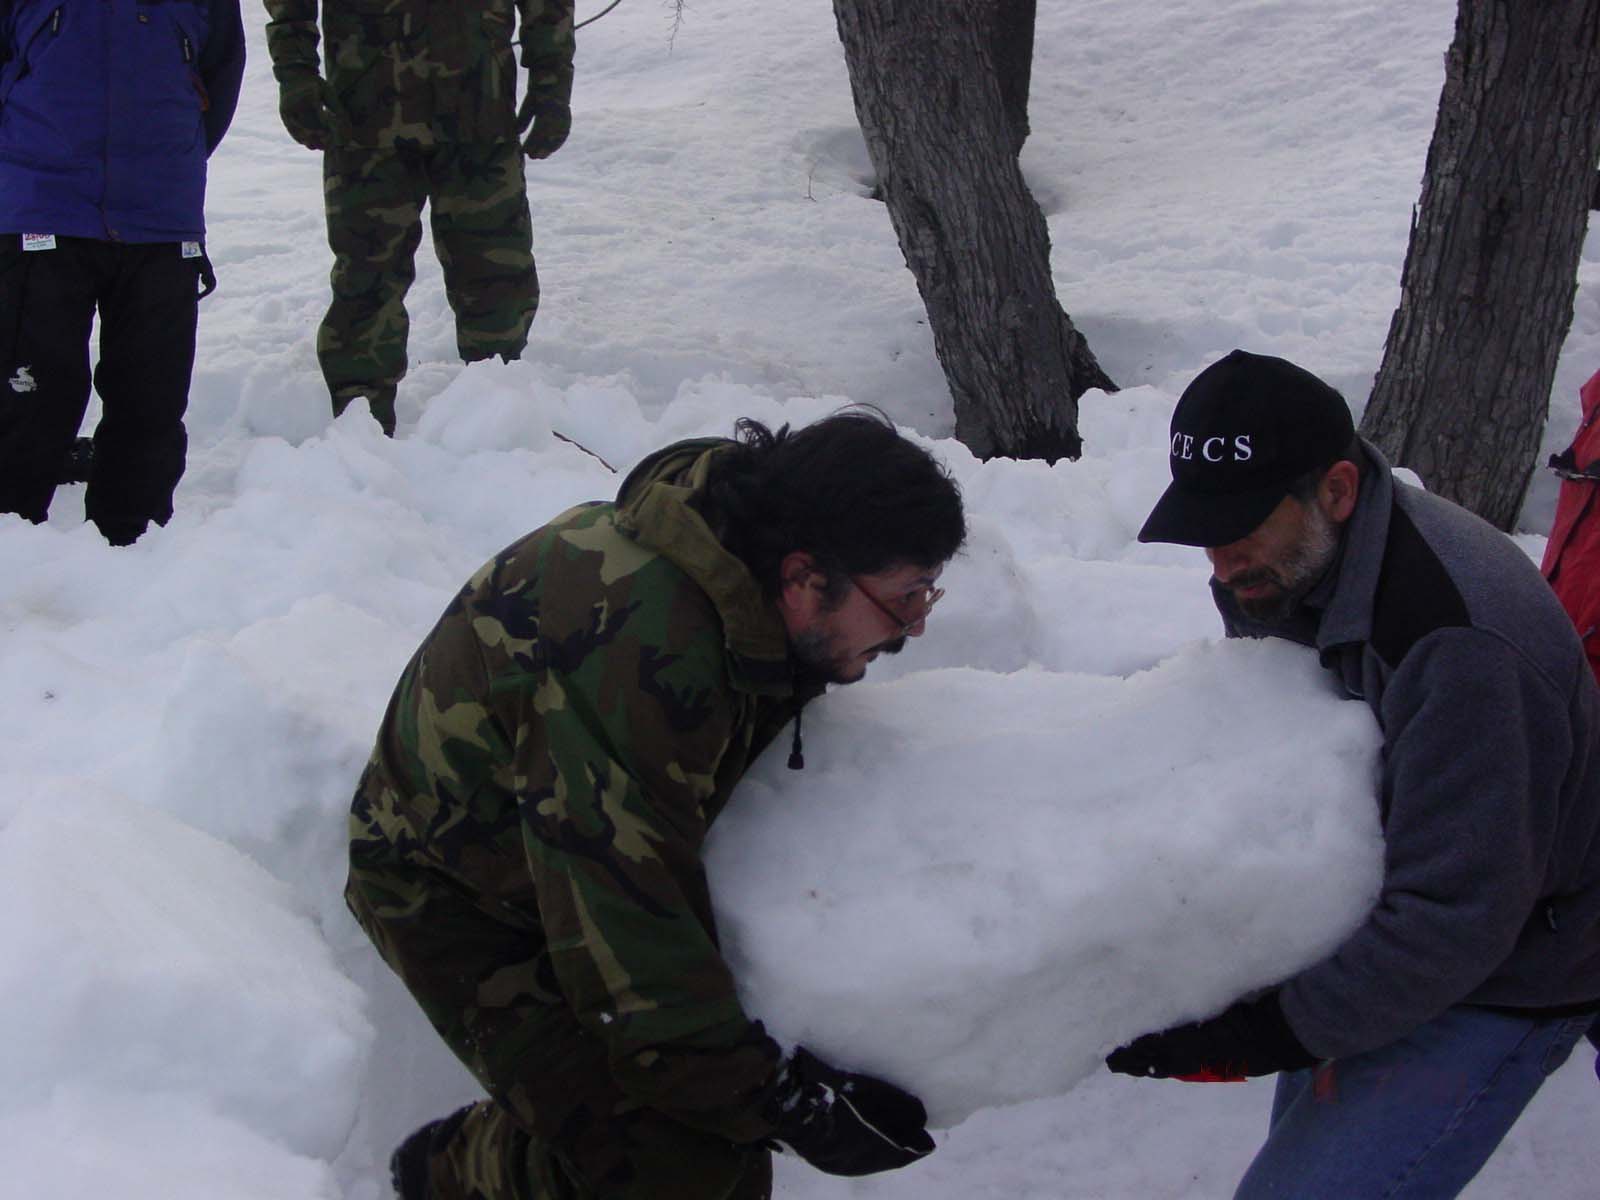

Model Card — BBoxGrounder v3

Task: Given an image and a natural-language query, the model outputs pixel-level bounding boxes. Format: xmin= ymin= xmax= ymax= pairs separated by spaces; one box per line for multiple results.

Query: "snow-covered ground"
xmin=7 ymin=0 xmax=1599 ymax=1197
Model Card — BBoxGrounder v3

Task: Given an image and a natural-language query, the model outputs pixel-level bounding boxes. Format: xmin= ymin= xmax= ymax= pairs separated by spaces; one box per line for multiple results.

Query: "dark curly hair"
xmin=700 ymin=407 xmax=966 ymax=599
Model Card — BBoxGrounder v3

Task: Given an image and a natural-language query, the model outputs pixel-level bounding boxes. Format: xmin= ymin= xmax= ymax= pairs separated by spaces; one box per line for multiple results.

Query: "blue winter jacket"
xmin=0 ymin=0 xmax=245 ymax=242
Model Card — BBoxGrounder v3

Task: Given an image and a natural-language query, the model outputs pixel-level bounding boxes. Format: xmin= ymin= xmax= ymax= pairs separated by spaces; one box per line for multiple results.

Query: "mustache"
xmin=1217 ymin=568 xmax=1285 ymax=592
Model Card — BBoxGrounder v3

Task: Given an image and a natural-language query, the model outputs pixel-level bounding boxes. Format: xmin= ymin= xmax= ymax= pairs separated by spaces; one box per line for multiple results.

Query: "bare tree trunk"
xmin=993 ymin=0 xmax=1036 ymax=157
xmin=1362 ymin=0 xmax=1600 ymax=530
xmin=833 ymin=0 xmax=1113 ymax=462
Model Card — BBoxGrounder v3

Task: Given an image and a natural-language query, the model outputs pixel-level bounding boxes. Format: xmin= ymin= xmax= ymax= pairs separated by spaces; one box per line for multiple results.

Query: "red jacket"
xmin=1541 ymin=367 xmax=1600 ymax=683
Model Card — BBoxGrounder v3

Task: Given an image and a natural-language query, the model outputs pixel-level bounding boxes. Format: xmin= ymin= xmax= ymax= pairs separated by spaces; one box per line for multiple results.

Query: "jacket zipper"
xmin=11 ymin=6 xmax=63 ymax=77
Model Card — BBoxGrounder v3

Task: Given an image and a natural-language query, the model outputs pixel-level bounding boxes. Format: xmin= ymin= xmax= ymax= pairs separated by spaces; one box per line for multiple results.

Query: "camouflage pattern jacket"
xmin=262 ymin=0 xmax=573 ymax=148
xmin=352 ymin=439 xmax=819 ymax=1143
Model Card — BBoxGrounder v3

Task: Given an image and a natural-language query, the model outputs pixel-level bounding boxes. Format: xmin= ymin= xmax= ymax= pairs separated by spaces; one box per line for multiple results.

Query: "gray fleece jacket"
xmin=1216 ymin=442 xmax=1600 ymax=1060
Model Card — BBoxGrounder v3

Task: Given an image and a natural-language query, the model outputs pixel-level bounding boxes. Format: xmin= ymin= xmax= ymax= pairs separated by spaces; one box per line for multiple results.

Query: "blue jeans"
xmin=1234 ymin=1007 xmax=1594 ymax=1198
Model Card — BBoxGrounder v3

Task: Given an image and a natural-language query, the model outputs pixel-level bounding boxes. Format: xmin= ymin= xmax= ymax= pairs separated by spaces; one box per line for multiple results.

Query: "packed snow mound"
xmin=0 ymin=787 xmax=372 ymax=1177
xmin=706 ymin=638 xmax=1384 ymax=1127
xmin=0 ymin=1088 xmax=343 ymax=1200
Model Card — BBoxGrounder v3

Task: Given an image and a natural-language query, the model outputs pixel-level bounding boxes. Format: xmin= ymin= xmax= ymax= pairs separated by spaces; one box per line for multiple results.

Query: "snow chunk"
xmin=706 ymin=639 xmax=1382 ymax=1127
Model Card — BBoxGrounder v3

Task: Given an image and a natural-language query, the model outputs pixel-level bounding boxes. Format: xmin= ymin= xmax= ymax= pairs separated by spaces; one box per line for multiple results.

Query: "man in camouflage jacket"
xmin=347 ymin=412 xmax=966 ymax=1199
xmin=262 ymin=0 xmax=573 ymax=434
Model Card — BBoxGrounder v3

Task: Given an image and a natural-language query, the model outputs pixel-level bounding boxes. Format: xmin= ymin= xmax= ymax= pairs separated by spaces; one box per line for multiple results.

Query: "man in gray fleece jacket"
xmin=1110 ymin=349 xmax=1600 ymax=1198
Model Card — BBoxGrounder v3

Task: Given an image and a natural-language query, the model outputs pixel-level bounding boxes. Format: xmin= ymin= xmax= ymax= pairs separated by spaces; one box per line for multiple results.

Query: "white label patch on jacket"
xmin=181 ymin=241 xmax=202 ymax=259
xmin=9 ymin=366 xmax=37 ymax=393
xmin=21 ymin=233 xmax=56 ymax=252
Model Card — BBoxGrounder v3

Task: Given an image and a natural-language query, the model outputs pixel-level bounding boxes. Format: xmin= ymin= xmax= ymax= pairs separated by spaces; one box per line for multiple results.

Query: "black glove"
xmin=276 ymin=67 xmax=335 ymax=151
xmin=517 ymin=90 xmax=571 ymax=159
xmin=518 ymin=61 xmax=573 ymax=160
xmin=761 ymin=1046 xmax=935 ymax=1176
xmin=1105 ymin=991 xmax=1318 ymax=1081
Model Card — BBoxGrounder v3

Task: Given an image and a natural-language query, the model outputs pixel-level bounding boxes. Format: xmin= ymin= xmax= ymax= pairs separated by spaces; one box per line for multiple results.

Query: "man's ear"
xmin=775 ymin=551 xmax=823 ymax=633
xmin=1319 ymin=460 xmax=1360 ymax=524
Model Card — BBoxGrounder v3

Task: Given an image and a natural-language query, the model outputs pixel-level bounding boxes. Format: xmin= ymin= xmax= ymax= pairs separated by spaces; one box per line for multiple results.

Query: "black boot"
xmin=389 ymin=1103 xmax=476 ymax=1200
xmin=59 ymin=437 xmax=95 ymax=485
xmin=459 ymin=344 xmax=523 ymax=367
xmin=331 ymin=386 xmax=398 ymax=437
xmin=95 ymin=515 xmax=150 ymax=547
xmin=367 ymin=389 xmax=398 ymax=438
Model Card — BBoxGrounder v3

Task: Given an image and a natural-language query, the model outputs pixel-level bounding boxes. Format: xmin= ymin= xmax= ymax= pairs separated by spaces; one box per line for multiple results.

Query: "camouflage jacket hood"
xmin=614 ymin=438 xmax=801 ymax=700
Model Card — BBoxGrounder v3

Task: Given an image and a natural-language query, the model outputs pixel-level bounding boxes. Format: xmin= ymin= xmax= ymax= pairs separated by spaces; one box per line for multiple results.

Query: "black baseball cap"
xmin=1137 ymin=349 xmax=1355 ymax=547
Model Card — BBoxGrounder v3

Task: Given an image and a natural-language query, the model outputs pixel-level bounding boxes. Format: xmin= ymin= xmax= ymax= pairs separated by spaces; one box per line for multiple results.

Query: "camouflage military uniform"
xmin=262 ymin=0 xmax=574 ymax=429
xmin=346 ymin=439 xmax=822 ymax=1199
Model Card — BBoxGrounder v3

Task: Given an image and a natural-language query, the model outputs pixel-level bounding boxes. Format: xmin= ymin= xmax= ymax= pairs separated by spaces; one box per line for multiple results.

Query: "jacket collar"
xmin=1313 ymin=438 xmax=1394 ymax=653
xmin=614 ymin=440 xmax=798 ymax=697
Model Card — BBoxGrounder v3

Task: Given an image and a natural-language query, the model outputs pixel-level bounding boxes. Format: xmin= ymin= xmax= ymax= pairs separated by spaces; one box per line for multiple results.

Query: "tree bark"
xmin=993 ymin=0 xmax=1036 ymax=157
xmin=833 ymin=0 xmax=1114 ymax=462
xmin=1361 ymin=0 xmax=1600 ymax=530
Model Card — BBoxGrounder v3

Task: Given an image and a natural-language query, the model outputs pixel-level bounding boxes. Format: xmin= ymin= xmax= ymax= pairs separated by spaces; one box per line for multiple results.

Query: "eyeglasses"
xmin=850 ymin=576 xmax=945 ymax=638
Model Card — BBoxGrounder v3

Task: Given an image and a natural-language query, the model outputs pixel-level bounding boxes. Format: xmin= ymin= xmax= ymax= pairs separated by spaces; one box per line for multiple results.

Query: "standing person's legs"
xmin=0 ymin=236 xmax=100 ymax=523
xmin=88 ymin=242 xmax=202 ymax=544
xmin=1235 ymin=1008 xmax=1594 ymax=1199
xmin=426 ymin=141 xmax=538 ymax=365
xmin=319 ymin=145 xmax=429 ymax=434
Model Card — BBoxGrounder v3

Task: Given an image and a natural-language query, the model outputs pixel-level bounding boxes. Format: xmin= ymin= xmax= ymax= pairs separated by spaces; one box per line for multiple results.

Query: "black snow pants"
xmin=0 ymin=235 xmax=206 ymax=543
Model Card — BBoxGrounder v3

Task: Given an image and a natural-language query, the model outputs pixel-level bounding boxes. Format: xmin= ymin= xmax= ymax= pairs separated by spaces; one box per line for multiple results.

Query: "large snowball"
xmin=706 ymin=638 xmax=1383 ymax=1127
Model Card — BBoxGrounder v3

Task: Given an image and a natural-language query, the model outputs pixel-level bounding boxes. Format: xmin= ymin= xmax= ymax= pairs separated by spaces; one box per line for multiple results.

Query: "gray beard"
xmin=1234 ymin=508 xmax=1341 ymax=623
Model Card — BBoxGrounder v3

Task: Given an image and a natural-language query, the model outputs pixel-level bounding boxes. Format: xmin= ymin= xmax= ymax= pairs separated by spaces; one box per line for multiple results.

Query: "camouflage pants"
xmin=422 ymin=1100 xmax=773 ymax=1200
xmin=318 ymin=141 xmax=538 ymax=416
xmin=345 ymin=835 xmax=772 ymax=1200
